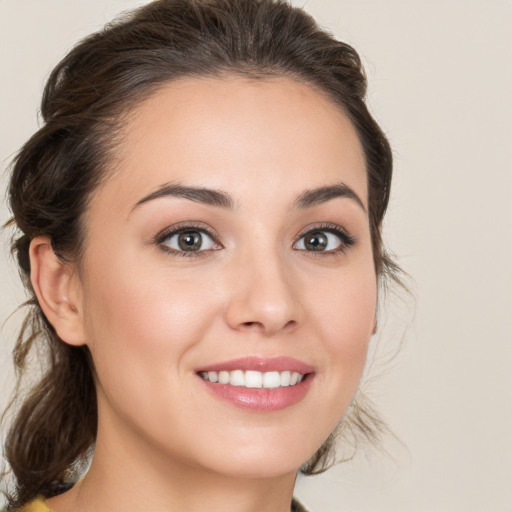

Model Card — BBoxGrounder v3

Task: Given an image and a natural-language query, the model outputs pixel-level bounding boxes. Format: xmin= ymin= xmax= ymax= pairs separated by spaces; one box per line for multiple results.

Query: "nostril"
xmin=242 ymin=321 xmax=260 ymax=329
xmin=239 ymin=321 xmax=268 ymax=332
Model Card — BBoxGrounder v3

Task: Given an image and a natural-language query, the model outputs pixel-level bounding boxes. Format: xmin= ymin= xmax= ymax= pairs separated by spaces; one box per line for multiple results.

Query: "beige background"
xmin=1 ymin=1 xmax=511 ymax=510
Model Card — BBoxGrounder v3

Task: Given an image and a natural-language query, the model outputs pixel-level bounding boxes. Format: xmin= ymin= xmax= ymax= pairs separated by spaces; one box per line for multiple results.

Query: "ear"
xmin=29 ymin=236 xmax=86 ymax=346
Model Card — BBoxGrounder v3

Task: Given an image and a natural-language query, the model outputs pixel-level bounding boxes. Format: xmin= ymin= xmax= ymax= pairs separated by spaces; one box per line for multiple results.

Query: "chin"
xmin=205 ymin=452 xmax=308 ymax=480
xmin=189 ymin=432 xmax=323 ymax=480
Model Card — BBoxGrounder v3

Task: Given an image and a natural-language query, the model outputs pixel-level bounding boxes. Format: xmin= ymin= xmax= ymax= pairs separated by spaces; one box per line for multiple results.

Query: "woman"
xmin=2 ymin=0 xmax=398 ymax=511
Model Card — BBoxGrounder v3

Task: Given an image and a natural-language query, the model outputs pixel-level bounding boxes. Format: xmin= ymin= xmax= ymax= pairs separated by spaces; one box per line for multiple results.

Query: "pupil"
xmin=178 ymin=231 xmax=201 ymax=251
xmin=305 ymin=232 xmax=327 ymax=251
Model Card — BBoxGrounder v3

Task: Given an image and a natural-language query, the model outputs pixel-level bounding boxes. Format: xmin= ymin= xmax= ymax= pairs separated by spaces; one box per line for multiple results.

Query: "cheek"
xmin=81 ymin=254 xmax=221 ymax=377
xmin=310 ymin=264 xmax=377 ymax=378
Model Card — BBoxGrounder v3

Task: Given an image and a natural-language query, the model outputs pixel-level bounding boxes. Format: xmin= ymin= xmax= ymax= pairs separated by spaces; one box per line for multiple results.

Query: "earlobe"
xmin=29 ymin=236 xmax=86 ymax=346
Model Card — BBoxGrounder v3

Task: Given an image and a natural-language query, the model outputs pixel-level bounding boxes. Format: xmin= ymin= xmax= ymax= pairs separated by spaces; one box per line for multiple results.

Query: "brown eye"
xmin=294 ymin=226 xmax=354 ymax=253
xmin=304 ymin=232 xmax=328 ymax=251
xmin=178 ymin=231 xmax=203 ymax=251
xmin=160 ymin=229 xmax=217 ymax=253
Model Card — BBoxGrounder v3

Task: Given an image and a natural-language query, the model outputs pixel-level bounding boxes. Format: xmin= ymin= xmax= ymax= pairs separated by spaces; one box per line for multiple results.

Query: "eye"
xmin=157 ymin=226 xmax=219 ymax=255
xmin=293 ymin=225 xmax=355 ymax=253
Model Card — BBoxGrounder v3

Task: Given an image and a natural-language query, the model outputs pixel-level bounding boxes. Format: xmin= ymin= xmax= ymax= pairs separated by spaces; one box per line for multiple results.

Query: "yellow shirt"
xmin=18 ymin=496 xmax=307 ymax=511
xmin=17 ymin=498 xmax=51 ymax=512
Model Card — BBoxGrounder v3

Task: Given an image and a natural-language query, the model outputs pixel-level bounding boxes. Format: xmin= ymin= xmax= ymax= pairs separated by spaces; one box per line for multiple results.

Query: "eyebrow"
xmin=132 ymin=181 xmax=366 ymax=213
xmin=293 ymin=182 xmax=366 ymax=212
xmin=133 ymin=183 xmax=235 ymax=210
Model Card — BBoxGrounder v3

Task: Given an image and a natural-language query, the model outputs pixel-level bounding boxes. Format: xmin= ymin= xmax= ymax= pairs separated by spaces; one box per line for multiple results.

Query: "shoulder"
xmin=11 ymin=498 xmax=51 ymax=512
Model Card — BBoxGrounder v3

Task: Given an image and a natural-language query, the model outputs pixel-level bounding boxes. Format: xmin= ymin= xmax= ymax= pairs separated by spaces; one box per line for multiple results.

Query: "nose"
xmin=224 ymin=249 xmax=303 ymax=337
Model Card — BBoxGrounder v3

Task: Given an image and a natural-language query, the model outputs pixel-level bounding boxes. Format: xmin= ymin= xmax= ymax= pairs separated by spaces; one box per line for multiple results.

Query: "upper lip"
xmin=196 ymin=356 xmax=315 ymax=374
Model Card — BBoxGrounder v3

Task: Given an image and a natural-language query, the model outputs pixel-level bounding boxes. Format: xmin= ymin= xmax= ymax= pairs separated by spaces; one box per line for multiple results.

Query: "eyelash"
xmin=294 ymin=223 xmax=356 ymax=257
xmin=155 ymin=222 xmax=220 ymax=258
xmin=155 ymin=222 xmax=356 ymax=258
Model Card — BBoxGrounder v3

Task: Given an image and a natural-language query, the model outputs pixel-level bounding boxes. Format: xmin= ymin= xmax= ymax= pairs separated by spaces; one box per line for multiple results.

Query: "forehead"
xmin=97 ymin=75 xmax=367 ymax=212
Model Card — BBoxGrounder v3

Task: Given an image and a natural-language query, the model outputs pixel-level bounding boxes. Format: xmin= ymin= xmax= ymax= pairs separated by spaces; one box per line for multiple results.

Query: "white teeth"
xmin=290 ymin=372 xmax=301 ymax=385
xmin=218 ymin=370 xmax=230 ymax=384
xmin=230 ymin=370 xmax=245 ymax=386
xmin=245 ymin=370 xmax=263 ymax=388
xmin=263 ymin=371 xmax=280 ymax=389
xmin=200 ymin=370 xmax=305 ymax=388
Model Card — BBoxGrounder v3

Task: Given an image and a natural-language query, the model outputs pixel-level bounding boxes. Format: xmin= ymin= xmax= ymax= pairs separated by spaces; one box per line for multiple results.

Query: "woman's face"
xmin=75 ymin=76 xmax=376 ymax=478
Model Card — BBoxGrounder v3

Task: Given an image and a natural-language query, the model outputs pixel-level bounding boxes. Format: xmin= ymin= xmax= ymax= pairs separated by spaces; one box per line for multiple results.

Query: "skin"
xmin=32 ymin=76 xmax=377 ymax=512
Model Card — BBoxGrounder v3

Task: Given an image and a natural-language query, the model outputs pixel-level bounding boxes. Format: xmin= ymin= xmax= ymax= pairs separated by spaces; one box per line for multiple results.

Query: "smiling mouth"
xmin=196 ymin=357 xmax=314 ymax=411
xmin=198 ymin=370 xmax=306 ymax=389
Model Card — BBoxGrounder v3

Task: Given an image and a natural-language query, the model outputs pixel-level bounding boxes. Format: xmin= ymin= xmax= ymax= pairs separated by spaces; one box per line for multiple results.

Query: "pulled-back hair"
xmin=3 ymin=0 xmax=395 ymax=507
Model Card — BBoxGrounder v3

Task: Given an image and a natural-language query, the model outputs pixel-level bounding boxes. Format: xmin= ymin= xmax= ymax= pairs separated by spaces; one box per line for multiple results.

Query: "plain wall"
xmin=1 ymin=1 xmax=511 ymax=510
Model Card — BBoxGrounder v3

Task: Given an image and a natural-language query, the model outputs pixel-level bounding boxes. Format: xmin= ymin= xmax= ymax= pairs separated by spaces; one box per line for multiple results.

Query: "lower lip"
xmin=199 ymin=375 xmax=314 ymax=412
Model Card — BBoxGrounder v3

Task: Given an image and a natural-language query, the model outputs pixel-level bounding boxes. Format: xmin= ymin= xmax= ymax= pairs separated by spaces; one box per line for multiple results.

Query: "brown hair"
xmin=3 ymin=0 xmax=396 ymax=507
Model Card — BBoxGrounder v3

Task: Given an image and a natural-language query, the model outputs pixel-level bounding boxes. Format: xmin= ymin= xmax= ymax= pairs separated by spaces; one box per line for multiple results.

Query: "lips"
xmin=196 ymin=356 xmax=314 ymax=374
xmin=196 ymin=357 xmax=315 ymax=411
